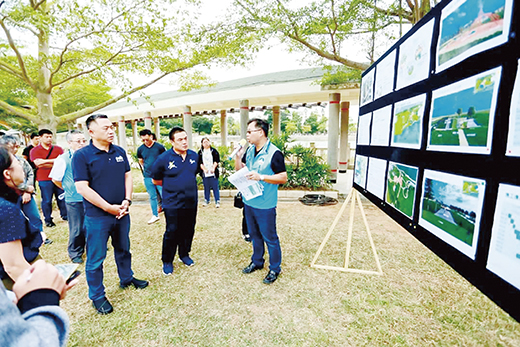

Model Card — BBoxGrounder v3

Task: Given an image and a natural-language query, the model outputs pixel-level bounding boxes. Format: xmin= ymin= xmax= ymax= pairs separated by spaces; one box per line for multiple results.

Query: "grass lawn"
xmin=40 ymin=200 xmax=519 ymax=346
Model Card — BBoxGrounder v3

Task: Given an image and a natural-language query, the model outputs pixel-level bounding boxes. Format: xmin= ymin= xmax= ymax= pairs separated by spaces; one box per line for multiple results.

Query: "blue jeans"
xmin=244 ymin=205 xmax=282 ymax=273
xmin=38 ymin=180 xmax=67 ymax=224
xmin=21 ymin=195 xmax=43 ymax=232
xmin=84 ymin=215 xmax=133 ymax=301
xmin=162 ymin=208 xmax=197 ymax=263
xmin=202 ymin=176 xmax=220 ymax=203
xmin=66 ymin=202 xmax=86 ymax=260
xmin=144 ymin=177 xmax=162 ymax=216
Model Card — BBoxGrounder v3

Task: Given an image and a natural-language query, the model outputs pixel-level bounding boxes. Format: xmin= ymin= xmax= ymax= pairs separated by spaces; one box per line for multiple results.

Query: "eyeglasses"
xmin=247 ymin=129 xmax=262 ymax=135
xmin=72 ymin=140 xmax=87 ymax=144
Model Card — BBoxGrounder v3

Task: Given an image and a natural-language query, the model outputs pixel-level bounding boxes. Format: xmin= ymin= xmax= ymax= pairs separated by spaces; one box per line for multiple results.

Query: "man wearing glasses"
xmin=234 ymin=118 xmax=287 ymax=284
xmin=73 ymin=115 xmax=148 ymax=314
xmin=49 ymin=130 xmax=88 ymax=264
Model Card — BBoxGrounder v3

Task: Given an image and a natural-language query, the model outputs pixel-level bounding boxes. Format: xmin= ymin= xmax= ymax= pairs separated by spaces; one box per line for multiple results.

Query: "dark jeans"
xmin=66 ymin=202 xmax=86 ymax=260
xmin=244 ymin=205 xmax=282 ymax=273
xmin=21 ymin=195 xmax=43 ymax=232
xmin=202 ymin=176 xmax=220 ymax=203
xmin=38 ymin=180 xmax=67 ymax=224
xmin=84 ymin=214 xmax=133 ymax=301
xmin=162 ymin=208 xmax=197 ymax=263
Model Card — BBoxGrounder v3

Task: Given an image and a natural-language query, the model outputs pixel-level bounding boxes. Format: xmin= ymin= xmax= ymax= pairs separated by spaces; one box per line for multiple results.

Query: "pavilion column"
xmin=327 ymin=93 xmax=341 ymax=183
xmin=144 ymin=111 xmax=152 ymax=130
xmin=117 ymin=116 xmax=127 ymax=149
xmin=154 ymin=117 xmax=161 ymax=140
xmin=339 ymin=101 xmax=350 ymax=173
xmin=131 ymin=120 xmax=138 ymax=150
xmin=220 ymin=109 xmax=228 ymax=147
xmin=273 ymin=106 xmax=281 ymax=136
xmin=183 ymin=106 xmax=193 ymax=149
xmin=239 ymin=100 xmax=249 ymax=141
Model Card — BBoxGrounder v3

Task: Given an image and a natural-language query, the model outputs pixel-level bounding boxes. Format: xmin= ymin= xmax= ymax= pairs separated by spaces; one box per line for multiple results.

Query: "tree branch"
xmin=57 ymin=70 xmax=185 ymax=124
xmin=0 ymin=18 xmax=36 ymax=90
xmin=0 ymin=99 xmax=38 ymax=123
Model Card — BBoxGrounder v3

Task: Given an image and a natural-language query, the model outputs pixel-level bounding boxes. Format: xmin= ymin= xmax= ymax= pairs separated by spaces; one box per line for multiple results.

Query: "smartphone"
xmin=55 ymin=264 xmax=81 ymax=284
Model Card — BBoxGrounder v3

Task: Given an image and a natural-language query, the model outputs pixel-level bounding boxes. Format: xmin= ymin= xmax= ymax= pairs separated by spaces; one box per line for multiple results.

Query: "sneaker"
xmin=44 ymin=238 xmax=53 ymax=245
xmin=45 ymin=221 xmax=56 ymax=228
xmin=215 ymin=202 xmax=220 ymax=208
xmin=263 ymin=270 xmax=280 ymax=284
xmin=71 ymin=257 xmax=84 ymax=264
xmin=162 ymin=262 xmax=173 ymax=275
xmin=62 ymin=216 xmax=68 ymax=221
xmin=180 ymin=256 xmax=195 ymax=267
xmin=92 ymin=297 xmax=113 ymax=315
xmin=243 ymin=234 xmax=252 ymax=243
xmin=120 ymin=277 xmax=149 ymax=289
xmin=202 ymin=201 xmax=209 ymax=207
xmin=242 ymin=262 xmax=263 ymax=274
xmin=147 ymin=215 xmax=160 ymax=224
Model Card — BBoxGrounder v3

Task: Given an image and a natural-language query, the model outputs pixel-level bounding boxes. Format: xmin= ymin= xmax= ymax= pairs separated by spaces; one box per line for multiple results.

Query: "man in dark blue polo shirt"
xmin=72 ymin=114 xmax=148 ymax=315
xmin=151 ymin=127 xmax=199 ymax=275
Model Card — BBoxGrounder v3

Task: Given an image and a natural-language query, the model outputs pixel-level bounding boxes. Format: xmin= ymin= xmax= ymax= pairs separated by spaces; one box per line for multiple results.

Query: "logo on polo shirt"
xmin=168 ymin=161 xmax=176 ymax=169
xmin=189 ymin=159 xmax=196 ymax=165
xmin=115 ymin=155 xmax=124 ymax=163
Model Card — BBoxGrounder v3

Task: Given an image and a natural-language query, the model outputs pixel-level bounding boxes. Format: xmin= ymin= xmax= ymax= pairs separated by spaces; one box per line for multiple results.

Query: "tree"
xmin=233 ymin=0 xmax=436 ymax=77
xmin=192 ymin=116 xmax=213 ymax=135
xmin=304 ymin=112 xmax=328 ymax=134
xmin=0 ymin=0 xmax=258 ymax=132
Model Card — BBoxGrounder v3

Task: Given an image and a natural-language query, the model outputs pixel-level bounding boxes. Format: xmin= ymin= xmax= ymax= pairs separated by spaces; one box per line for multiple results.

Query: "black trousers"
xmin=162 ymin=207 xmax=197 ymax=263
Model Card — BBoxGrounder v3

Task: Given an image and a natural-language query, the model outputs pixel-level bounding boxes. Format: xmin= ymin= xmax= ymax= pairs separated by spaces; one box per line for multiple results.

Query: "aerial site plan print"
xmin=419 ymin=170 xmax=486 ymax=259
xmin=391 ymin=94 xmax=426 ymax=149
xmin=385 ymin=162 xmax=419 ymax=218
xmin=427 ymin=67 xmax=501 ymax=154
xmin=437 ymin=0 xmax=513 ymax=72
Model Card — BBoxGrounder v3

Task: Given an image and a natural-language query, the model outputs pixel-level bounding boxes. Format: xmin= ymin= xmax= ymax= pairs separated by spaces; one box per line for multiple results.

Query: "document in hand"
xmin=228 ymin=167 xmax=263 ymax=201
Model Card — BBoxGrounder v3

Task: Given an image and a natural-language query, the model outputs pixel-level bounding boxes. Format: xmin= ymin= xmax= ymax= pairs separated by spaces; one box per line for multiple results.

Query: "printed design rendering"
xmin=437 ymin=0 xmax=512 ymax=71
xmin=354 ymin=155 xmax=368 ymax=188
xmin=360 ymin=68 xmax=374 ymax=106
xmin=419 ymin=170 xmax=485 ymax=259
xmin=487 ymin=184 xmax=520 ymax=290
xmin=385 ymin=162 xmax=418 ymax=218
xmin=391 ymin=94 xmax=426 ymax=149
xmin=428 ymin=67 xmax=500 ymax=154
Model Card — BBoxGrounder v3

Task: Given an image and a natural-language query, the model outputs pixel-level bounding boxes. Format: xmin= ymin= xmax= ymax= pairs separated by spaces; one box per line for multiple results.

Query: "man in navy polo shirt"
xmin=151 ymin=127 xmax=199 ymax=275
xmin=73 ymin=114 xmax=148 ymax=315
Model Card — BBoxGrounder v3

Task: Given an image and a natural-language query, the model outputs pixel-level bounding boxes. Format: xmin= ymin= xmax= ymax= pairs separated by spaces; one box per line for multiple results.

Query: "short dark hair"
xmin=169 ymin=127 xmax=186 ymax=141
xmin=86 ymin=114 xmax=108 ymax=130
xmin=139 ymin=129 xmax=153 ymax=137
xmin=30 ymin=132 xmax=39 ymax=139
xmin=38 ymin=129 xmax=53 ymax=136
xmin=247 ymin=118 xmax=269 ymax=137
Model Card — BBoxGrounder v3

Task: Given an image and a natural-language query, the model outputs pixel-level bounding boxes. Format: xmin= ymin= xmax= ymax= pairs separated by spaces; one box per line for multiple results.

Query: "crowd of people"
xmin=0 ymin=116 xmax=287 ymax=345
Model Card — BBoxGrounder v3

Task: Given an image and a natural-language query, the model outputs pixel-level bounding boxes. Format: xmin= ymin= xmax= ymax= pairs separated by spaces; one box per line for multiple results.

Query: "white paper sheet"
xmin=367 ymin=157 xmax=387 ymax=200
xmin=227 ymin=167 xmax=263 ymax=200
xmin=374 ymin=50 xmax=396 ymax=100
xmin=357 ymin=113 xmax=371 ymax=146
xmin=371 ymin=106 xmax=392 ymax=146
xmin=506 ymin=59 xmax=520 ymax=157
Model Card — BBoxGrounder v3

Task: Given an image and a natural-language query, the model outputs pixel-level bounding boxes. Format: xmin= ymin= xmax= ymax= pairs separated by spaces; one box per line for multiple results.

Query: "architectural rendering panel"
xmin=427 ymin=67 xmax=501 ymax=154
xmin=354 ymin=155 xmax=368 ymax=188
xmin=487 ymin=183 xmax=520 ymax=290
xmin=370 ymin=106 xmax=392 ymax=147
xmin=374 ymin=50 xmax=396 ymax=100
xmin=385 ymin=162 xmax=419 ymax=219
xmin=437 ymin=0 xmax=513 ymax=72
xmin=367 ymin=157 xmax=387 ymax=200
xmin=360 ymin=68 xmax=375 ymax=106
xmin=396 ymin=19 xmax=435 ymax=90
xmin=391 ymin=94 xmax=426 ymax=149
xmin=357 ymin=113 xmax=371 ymax=146
xmin=419 ymin=170 xmax=485 ymax=259
xmin=506 ymin=59 xmax=520 ymax=157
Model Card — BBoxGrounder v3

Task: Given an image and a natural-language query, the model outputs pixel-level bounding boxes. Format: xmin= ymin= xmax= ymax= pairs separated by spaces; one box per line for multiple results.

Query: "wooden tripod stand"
xmin=310 ymin=188 xmax=383 ymax=275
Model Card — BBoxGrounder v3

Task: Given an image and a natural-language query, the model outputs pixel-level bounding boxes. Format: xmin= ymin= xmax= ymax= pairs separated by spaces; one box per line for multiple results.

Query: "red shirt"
xmin=30 ymin=144 xmax=64 ymax=181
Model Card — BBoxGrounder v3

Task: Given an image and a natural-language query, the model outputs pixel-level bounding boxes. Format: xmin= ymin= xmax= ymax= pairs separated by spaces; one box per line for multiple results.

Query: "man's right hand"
xmin=13 ymin=260 xmax=77 ymax=302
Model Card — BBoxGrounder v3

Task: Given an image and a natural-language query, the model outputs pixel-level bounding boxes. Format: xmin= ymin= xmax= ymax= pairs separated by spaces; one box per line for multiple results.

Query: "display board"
xmin=355 ymin=0 xmax=519 ymax=321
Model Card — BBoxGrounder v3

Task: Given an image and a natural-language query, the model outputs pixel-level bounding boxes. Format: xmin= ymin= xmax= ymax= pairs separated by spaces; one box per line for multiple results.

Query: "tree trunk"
xmin=36 ymin=1 xmax=57 ymax=134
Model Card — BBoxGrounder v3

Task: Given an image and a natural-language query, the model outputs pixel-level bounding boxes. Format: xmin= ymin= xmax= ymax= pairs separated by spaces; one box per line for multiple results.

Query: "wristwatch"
xmin=259 ymin=175 xmax=265 ymax=181
xmin=123 ymin=199 xmax=132 ymax=206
